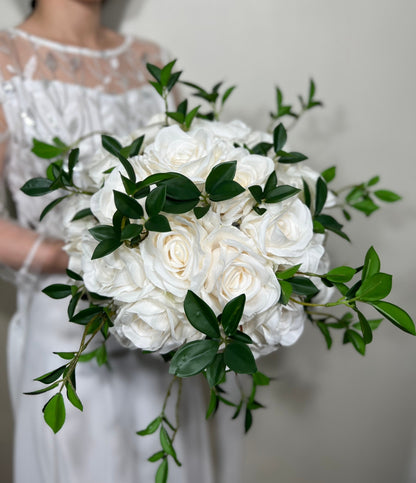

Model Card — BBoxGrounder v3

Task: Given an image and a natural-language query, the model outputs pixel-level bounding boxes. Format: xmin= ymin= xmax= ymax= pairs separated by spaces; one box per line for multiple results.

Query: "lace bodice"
xmin=0 ymin=27 xmax=168 ymax=239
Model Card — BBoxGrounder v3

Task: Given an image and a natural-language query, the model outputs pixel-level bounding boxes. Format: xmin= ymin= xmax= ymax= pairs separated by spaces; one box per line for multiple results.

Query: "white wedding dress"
xmin=0 ymin=28 xmax=242 ymax=483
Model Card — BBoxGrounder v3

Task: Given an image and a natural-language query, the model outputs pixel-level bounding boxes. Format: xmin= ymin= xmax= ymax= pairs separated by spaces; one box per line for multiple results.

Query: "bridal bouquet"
xmin=22 ymin=61 xmax=414 ymax=483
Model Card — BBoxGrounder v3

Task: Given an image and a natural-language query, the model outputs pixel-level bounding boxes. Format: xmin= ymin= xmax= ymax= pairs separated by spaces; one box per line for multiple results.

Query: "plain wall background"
xmin=1 ymin=1 xmax=415 ymax=482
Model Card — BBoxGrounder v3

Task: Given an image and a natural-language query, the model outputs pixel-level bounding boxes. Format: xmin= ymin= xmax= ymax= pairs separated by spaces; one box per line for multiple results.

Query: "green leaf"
xmin=42 ymin=283 xmax=73 ymax=299
xmin=224 ymin=342 xmax=257 ymax=374
xmin=89 ymin=225 xmax=116 ymax=242
xmin=43 ymin=393 xmax=66 ymax=433
xmin=264 ymin=171 xmax=277 ymax=196
xmin=101 ymin=134 xmax=121 ymax=157
xmin=155 ymin=458 xmax=168 ymax=483
xmin=343 ymin=209 xmax=352 ymax=221
xmin=253 ymin=206 xmax=267 ymax=216
xmin=137 ymin=416 xmax=162 ymax=436
xmin=146 ymin=63 xmax=162 ymax=83
xmin=265 ymin=185 xmax=301 ymax=204
xmin=53 ymin=351 xmax=75 ymax=360
xmin=325 ymin=266 xmax=356 ymax=283
xmin=167 ymin=71 xmax=182 ymax=92
xmin=66 ymin=382 xmax=83 ymax=411
xmin=193 ymin=205 xmax=210 ymax=219
xmin=248 ymin=185 xmax=263 ymax=203
xmin=68 ymin=148 xmax=79 ymax=177
xmin=91 ymin=238 xmax=122 ymax=259
xmin=185 ymin=106 xmax=201 ymax=129
xmin=66 ymin=269 xmax=83 ymax=281
xmin=317 ymin=321 xmax=332 ymax=349
xmin=149 ymin=80 xmax=163 ymax=96
xmin=355 ymin=273 xmax=392 ymax=302
xmin=321 ymin=166 xmax=336 ymax=183
xmin=206 ymin=389 xmax=218 ymax=419
xmin=160 ymin=426 xmax=181 ymax=466
xmin=205 ymin=354 xmax=226 ymax=388
xmin=352 ymin=319 xmax=383 ymax=331
xmin=303 ymin=179 xmax=311 ymax=208
xmin=221 ymin=294 xmax=246 ymax=336
xmin=346 ymin=330 xmax=366 ymax=355
xmin=120 ymin=224 xmax=143 ymax=241
xmin=245 ymin=408 xmax=253 ymax=433
xmin=184 ymin=291 xmax=220 ymax=338
xmin=167 ymin=111 xmax=185 ymax=124
xmin=68 ymin=292 xmax=82 ymax=319
xmin=285 ymin=276 xmax=319 ymax=297
xmin=21 ymin=177 xmax=54 ymax=196
xmin=278 ymin=152 xmax=308 ymax=164
xmin=163 ymin=197 xmax=199 ymax=214
xmin=367 ymin=176 xmax=380 ymax=187
xmin=209 ymin=180 xmax=245 ymax=202
xmin=206 ymin=161 xmax=237 ymax=193
xmin=160 ymin=59 xmax=177 ymax=86
xmin=32 ymin=139 xmax=64 ymax=159
xmin=278 ymin=279 xmax=293 ymax=305
xmin=230 ymin=331 xmax=253 ymax=344
xmin=146 ymin=185 xmax=167 ymax=217
xmin=70 ymin=306 xmax=103 ymax=325
xmin=351 ymin=197 xmax=379 ymax=216
xmin=314 ymin=214 xmax=350 ymax=241
xmin=374 ymin=190 xmax=401 ymax=202
xmin=250 ymin=142 xmax=273 ymax=156
xmin=71 ymin=208 xmax=93 ymax=221
xmin=273 ymin=123 xmax=287 ymax=153
xmin=371 ymin=301 xmax=415 ymax=335
xmin=362 ymin=246 xmax=381 ymax=280
xmin=35 ymin=365 xmax=66 ymax=384
xmin=148 ymin=451 xmax=165 ymax=463
xmin=120 ymin=135 xmax=144 ymax=158
xmin=169 ymin=340 xmax=219 ymax=377
xmin=158 ymin=174 xmax=200 ymax=201
xmin=355 ymin=309 xmax=373 ymax=344
xmin=315 ymin=177 xmax=328 ymax=215
xmin=40 ymin=195 xmax=68 ymax=221
xmin=95 ymin=344 xmax=107 ymax=366
xmin=221 ymin=85 xmax=236 ymax=105
xmin=145 ymin=214 xmax=171 ymax=232
xmin=252 ymin=372 xmax=270 ymax=386
xmin=113 ymin=190 xmax=143 ymax=219
xmin=24 ymin=382 xmax=60 ymax=395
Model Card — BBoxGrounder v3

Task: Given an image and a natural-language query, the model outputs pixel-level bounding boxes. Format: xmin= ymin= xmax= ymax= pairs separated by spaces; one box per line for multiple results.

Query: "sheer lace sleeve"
xmin=0 ymin=33 xmax=44 ymax=284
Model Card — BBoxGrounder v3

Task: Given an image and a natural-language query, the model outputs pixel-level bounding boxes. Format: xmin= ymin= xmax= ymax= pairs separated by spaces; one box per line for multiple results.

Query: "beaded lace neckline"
xmin=8 ymin=27 xmax=132 ymax=58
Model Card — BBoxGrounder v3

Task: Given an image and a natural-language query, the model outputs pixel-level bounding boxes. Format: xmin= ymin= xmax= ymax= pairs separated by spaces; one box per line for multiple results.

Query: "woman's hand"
xmin=0 ymin=218 xmax=69 ymax=274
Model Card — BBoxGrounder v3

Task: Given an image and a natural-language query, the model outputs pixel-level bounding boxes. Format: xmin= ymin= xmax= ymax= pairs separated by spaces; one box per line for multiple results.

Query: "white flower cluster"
xmin=63 ymin=116 xmax=332 ymax=356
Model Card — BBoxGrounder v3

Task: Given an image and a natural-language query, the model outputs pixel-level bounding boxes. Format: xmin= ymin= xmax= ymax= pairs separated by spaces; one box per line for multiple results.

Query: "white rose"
xmin=89 ymin=166 xmax=126 ymax=225
xmin=62 ymin=194 xmax=94 ymax=274
xmin=284 ymin=233 xmax=326 ymax=273
xmin=81 ymin=236 xmax=147 ymax=303
xmin=112 ymin=285 xmax=202 ymax=353
xmin=211 ymin=149 xmax=275 ymax=224
xmin=310 ymin=252 xmax=336 ymax=305
xmin=201 ymin=226 xmax=280 ymax=316
xmin=191 ymin=119 xmax=251 ymax=144
xmin=244 ymin=301 xmax=306 ymax=357
xmin=141 ymin=124 xmax=234 ymax=183
xmin=240 ymin=198 xmax=313 ymax=267
xmin=140 ymin=213 xmax=211 ymax=298
xmin=72 ymin=133 xmax=134 ymax=191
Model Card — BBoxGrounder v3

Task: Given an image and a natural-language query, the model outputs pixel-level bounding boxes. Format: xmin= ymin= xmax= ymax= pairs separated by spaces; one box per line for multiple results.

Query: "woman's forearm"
xmin=0 ymin=218 xmax=69 ymax=274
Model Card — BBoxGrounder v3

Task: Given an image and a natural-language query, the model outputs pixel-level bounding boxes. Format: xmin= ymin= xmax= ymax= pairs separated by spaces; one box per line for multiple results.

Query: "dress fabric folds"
xmin=0 ymin=28 xmax=242 ymax=483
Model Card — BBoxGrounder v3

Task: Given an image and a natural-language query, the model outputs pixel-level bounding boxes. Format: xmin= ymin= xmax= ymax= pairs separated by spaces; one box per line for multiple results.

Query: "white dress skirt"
xmin=0 ymin=28 xmax=242 ymax=483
